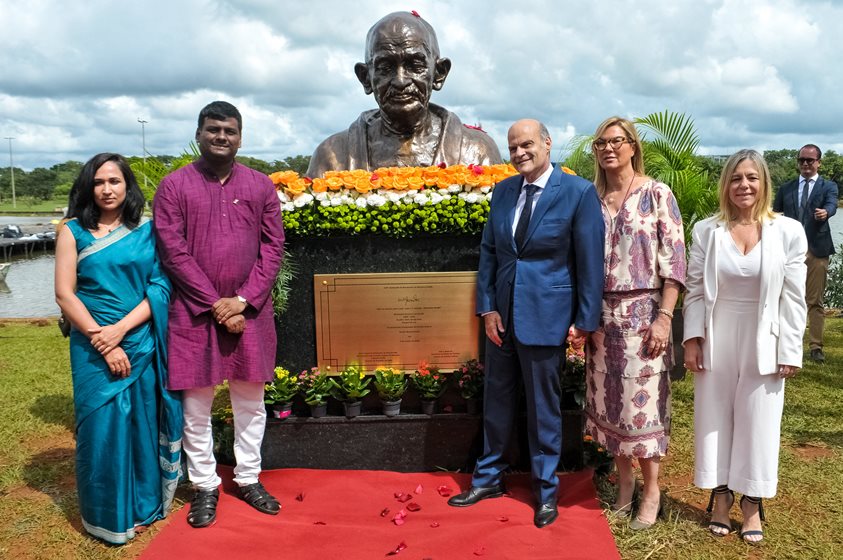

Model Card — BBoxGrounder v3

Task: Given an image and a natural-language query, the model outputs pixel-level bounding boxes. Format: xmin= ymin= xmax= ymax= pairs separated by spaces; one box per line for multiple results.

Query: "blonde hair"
xmin=592 ymin=116 xmax=645 ymax=196
xmin=715 ymin=149 xmax=776 ymax=223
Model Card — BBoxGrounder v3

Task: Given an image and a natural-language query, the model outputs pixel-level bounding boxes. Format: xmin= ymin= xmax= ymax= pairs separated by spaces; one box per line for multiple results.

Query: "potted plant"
xmin=298 ymin=367 xmax=337 ymax=418
xmin=455 ymin=358 xmax=485 ymax=414
xmin=331 ymin=364 xmax=372 ymax=418
xmin=411 ymin=360 xmax=448 ymax=415
xmin=265 ymin=366 xmax=298 ymax=419
xmin=373 ymin=367 xmax=407 ymax=417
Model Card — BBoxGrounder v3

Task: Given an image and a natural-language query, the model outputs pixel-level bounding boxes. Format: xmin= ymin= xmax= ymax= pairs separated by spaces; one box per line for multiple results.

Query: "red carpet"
xmin=141 ymin=468 xmax=619 ymax=560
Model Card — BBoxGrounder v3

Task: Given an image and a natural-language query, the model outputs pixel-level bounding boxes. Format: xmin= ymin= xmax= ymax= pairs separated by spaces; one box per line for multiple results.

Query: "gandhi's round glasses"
xmin=592 ymin=136 xmax=632 ymax=151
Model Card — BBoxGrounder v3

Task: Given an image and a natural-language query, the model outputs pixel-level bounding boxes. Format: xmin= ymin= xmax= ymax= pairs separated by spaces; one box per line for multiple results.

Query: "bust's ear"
xmin=354 ymin=63 xmax=373 ymax=95
xmin=432 ymin=58 xmax=452 ymax=91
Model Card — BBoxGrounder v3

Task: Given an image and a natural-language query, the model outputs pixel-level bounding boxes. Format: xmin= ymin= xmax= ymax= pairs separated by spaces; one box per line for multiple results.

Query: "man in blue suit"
xmin=448 ymin=119 xmax=604 ymax=527
xmin=773 ymin=144 xmax=839 ymax=363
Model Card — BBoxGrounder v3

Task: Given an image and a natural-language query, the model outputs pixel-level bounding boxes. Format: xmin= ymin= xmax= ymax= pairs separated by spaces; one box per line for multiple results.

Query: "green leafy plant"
xmin=331 ymin=364 xmax=372 ymax=402
xmin=264 ymin=366 xmax=299 ymax=404
xmin=410 ymin=361 xmax=448 ymax=400
xmin=373 ymin=367 xmax=407 ymax=401
xmin=454 ymin=358 xmax=485 ymax=399
xmin=825 ymin=243 xmax=843 ymax=308
xmin=297 ymin=367 xmax=338 ymax=406
xmin=271 ymin=249 xmax=297 ymax=316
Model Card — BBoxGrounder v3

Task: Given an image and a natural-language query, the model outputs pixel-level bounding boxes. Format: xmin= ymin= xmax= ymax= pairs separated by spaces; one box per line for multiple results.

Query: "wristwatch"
xmin=236 ymin=295 xmax=248 ymax=306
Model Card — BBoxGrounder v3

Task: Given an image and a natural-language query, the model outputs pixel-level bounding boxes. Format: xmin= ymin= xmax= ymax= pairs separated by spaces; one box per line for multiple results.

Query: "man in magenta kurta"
xmin=154 ymin=101 xmax=285 ymax=528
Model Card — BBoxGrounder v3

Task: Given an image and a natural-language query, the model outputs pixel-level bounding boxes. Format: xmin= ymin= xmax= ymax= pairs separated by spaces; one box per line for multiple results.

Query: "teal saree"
xmin=66 ymin=217 xmax=182 ymax=544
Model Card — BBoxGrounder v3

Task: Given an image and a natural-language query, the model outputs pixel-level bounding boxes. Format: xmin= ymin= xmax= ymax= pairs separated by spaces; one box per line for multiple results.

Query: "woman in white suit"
xmin=683 ymin=149 xmax=807 ymax=544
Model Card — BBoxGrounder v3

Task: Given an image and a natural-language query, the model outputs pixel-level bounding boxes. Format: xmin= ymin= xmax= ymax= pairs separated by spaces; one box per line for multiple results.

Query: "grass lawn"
xmin=0 ymin=198 xmax=66 ymax=214
xmin=0 ymin=318 xmax=841 ymax=559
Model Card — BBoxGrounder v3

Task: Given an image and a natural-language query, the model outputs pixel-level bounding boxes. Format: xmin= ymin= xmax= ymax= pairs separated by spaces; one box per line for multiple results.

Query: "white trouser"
xmin=694 ymin=300 xmax=785 ymax=498
xmin=182 ymin=380 xmax=267 ymax=490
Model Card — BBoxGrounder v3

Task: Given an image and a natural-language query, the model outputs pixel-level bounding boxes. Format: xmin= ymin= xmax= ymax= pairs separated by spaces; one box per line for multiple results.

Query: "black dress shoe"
xmin=534 ymin=503 xmax=558 ymax=528
xmin=810 ymin=348 xmax=826 ymax=363
xmin=447 ymin=484 xmax=506 ymax=507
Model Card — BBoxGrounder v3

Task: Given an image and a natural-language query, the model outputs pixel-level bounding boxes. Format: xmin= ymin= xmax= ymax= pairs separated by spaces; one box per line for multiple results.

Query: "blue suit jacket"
xmin=773 ymin=176 xmax=839 ymax=258
xmin=476 ymin=166 xmax=605 ymax=345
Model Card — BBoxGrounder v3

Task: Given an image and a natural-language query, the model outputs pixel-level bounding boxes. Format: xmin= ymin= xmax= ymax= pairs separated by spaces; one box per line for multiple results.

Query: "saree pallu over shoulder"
xmin=66 ymin=218 xmax=182 ymax=544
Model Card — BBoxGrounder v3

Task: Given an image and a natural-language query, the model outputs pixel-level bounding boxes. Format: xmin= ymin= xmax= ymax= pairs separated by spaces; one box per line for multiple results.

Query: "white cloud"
xmin=2 ymin=0 xmax=843 ymax=169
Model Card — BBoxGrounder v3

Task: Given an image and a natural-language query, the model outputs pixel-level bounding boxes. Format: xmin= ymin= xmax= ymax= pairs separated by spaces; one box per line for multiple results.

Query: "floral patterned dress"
xmin=584 ymin=180 xmax=686 ymax=458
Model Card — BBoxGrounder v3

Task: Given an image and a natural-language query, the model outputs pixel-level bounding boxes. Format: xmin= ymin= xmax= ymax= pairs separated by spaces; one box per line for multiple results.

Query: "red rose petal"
xmin=381 ymin=507 xmax=390 ymax=517
xmin=314 ymin=521 xmax=327 ymax=525
xmin=411 ymin=10 xmax=420 ymax=17
xmin=437 ymin=162 xmax=447 ymax=169
xmin=497 ymin=516 xmax=509 ymax=522
xmin=295 ymin=492 xmax=305 ymax=502
xmin=406 ymin=502 xmax=421 ymax=512
xmin=430 ymin=522 xmax=440 ymax=528
xmin=396 ymin=493 xmax=412 ymax=503
xmin=415 ymin=484 xmax=423 ymax=494
xmin=437 ymin=485 xmax=453 ymax=497
xmin=392 ymin=509 xmax=407 ymax=525
xmin=386 ymin=541 xmax=408 ymax=555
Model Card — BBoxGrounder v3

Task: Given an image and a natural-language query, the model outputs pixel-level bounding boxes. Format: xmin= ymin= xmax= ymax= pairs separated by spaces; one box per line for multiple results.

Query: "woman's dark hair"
xmin=65 ymin=153 xmax=145 ymax=230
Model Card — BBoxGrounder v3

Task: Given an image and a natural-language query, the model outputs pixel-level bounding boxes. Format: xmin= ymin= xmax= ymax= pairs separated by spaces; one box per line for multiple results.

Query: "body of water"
xmin=0 ymin=253 xmax=59 ymax=318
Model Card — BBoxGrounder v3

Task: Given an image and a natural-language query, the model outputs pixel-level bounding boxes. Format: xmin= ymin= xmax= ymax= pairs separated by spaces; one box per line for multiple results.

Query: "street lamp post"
xmin=137 ymin=118 xmax=148 ymax=191
xmin=3 ymin=137 xmax=15 ymax=208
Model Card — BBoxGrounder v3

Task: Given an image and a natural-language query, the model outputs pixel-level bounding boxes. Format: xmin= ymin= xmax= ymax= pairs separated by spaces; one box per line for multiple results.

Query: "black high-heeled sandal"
xmin=706 ymin=485 xmax=734 ymax=536
xmin=740 ymin=495 xmax=765 ymax=544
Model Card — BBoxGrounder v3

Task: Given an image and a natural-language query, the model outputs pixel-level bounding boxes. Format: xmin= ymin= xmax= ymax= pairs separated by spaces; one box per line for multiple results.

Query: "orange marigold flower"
xmin=311 ymin=178 xmax=327 ymax=193
xmin=560 ymin=166 xmax=577 ymax=175
xmin=325 ymin=176 xmax=344 ymax=191
xmin=407 ymin=176 xmax=424 ymax=190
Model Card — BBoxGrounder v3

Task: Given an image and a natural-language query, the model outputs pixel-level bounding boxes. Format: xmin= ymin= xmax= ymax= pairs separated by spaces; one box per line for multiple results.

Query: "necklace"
xmin=96 ymin=218 xmax=122 ymax=233
xmin=603 ymin=172 xmax=637 ymax=214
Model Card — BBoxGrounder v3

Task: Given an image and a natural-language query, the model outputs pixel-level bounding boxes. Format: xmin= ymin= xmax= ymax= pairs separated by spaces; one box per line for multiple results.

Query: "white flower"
xmin=429 ymin=192 xmax=444 ymax=205
xmin=480 ymin=186 xmax=492 ymax=194
xmin=386 ymin=191 xmax=403 ymax=203
xmin=464 ymin=193 xmax=479 ymax=204
xmin=485 ymin=191 xmax=494 ymax=201
xmin=368 ymin=193 xmax=387 ymax=207
xmin=293 ymin=193 xmax=314 ymax=208
xmin=413 ymin=192 xmax=430 ymax=205
xmin=314 ymin=192 xmax=328 ymax=202
xmin=282 ymin=202 xmax=295 ymax=212
xmin=355 ymin=197 xmax=368 ymax=209
xmin=330 ymin=196 xmax=343 ymax=207
xmin=320 ymin=200 xmax=330 ymax=207
xmin=277 ymin=190 xmax=290 ymax=203
xmin=447 ymin=184 xmax=462 ymax=193
xmin=341 ymin=195 xmax=355 ymax=205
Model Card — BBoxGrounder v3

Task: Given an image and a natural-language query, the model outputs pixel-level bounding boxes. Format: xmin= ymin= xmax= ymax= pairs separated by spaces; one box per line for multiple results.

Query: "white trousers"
xmin=694 ymin=300 xmax=785 ymax=498
xmin=182 ymin=380 xmax=267 ymax=490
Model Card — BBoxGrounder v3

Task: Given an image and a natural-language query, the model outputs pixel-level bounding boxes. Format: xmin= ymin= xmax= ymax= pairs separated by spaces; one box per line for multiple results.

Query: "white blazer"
xmin=683 ymin=215 xmax=808 ymax=374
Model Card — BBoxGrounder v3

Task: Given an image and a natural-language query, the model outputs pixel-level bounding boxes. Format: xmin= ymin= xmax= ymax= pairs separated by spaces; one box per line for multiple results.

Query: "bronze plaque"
xmin=314 ymin=272 xmax=480 ymax=372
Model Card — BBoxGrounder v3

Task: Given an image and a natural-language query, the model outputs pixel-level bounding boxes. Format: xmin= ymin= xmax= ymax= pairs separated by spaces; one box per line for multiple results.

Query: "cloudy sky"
xmin=1 ymin=0 xmax=841 ymax=171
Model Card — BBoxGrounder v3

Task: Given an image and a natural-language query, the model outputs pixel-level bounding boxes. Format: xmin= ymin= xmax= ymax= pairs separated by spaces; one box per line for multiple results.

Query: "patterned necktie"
xmin=514 ymin=184 xmax=539 ymax=251
xmin=799 ymin=178 xmax=811 ymax=221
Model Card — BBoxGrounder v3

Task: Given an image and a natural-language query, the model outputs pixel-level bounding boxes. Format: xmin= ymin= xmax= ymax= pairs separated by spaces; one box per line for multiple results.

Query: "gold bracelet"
xmin=657 ymin=308 xmax=674 ymax=319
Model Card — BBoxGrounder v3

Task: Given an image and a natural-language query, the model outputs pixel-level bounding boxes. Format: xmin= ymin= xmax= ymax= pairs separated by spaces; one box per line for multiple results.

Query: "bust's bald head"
xmin=364 ymin=11 xmax=441 ymax=62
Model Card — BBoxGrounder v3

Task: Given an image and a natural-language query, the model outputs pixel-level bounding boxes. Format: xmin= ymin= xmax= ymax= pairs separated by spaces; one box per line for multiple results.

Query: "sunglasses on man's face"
xmin=798 ymin=158 xmax=818 ymax=165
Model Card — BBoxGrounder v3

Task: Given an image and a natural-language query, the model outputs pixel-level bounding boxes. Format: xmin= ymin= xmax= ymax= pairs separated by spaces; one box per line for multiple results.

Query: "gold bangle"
xmin=657 ymin=308 xmax=674 ymax=319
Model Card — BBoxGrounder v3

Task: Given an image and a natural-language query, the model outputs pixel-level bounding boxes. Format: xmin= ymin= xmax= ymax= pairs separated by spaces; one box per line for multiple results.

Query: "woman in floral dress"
xmin=584 ymin=117 xmax=686 ymax=530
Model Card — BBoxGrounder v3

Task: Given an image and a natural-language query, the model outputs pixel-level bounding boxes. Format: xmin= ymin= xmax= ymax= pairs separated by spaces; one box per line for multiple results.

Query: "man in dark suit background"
xmin=448 ymin=119 xmax=604 ymax=527
xmin=773 ymin=144 xmax=839 ymax=363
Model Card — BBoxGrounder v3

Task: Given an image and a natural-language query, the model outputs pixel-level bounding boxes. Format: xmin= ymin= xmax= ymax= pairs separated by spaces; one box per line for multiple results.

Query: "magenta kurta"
xmin=153 ymin=160 xmax=284 ymax=390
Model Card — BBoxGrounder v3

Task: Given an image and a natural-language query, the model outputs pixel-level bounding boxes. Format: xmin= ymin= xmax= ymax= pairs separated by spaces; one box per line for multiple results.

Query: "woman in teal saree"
xmin=55 ymin=153 xmax=182 ymax=544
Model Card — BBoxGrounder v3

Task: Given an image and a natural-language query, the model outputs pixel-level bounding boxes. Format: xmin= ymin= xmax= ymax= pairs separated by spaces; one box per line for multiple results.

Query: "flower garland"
xmin=269 ymin=164 xmax=519 ymax=237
